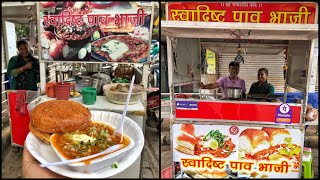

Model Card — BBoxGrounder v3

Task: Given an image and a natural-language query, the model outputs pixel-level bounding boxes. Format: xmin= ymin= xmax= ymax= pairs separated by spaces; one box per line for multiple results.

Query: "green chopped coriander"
xmin=111 ymin=162 xmax=119 ymax=169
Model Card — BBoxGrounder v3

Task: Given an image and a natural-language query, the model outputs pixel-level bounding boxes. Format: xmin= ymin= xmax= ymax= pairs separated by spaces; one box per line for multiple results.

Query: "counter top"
xmin=30 ymin=95 xmax=146 ymax=116
xmin=305 ymin=119 xmax=318 ymax=125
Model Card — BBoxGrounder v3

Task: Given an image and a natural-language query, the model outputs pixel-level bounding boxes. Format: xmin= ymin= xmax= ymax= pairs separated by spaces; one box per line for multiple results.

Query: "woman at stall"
xmin=248 ymin=68 xmax=274 ymax=95
xmin=7 ymin=40 xmax=40 ymax=152
xmin=7 ymin=40 xmax=40 ymax=90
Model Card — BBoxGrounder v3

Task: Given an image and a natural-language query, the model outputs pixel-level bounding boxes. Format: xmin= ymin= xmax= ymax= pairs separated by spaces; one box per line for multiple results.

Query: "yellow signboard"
xmin=206 ymin=49 xmax=216 ymax=74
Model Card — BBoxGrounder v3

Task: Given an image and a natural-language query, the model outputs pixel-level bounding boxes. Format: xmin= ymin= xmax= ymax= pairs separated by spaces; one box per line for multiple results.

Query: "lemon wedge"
xmin=210 ymin=139 xmax=219 ymax=150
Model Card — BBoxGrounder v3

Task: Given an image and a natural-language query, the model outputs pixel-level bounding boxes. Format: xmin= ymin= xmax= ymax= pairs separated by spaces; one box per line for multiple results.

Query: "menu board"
xmin=172 ymin=123 xmax=303 ymax=178
xmin=175 ymin=100 xmax=302 ymax=125
xmin=38 ymin=1 xmax=152 ymax=63
xmin=167 ymin=2 xmax=317 ymax=24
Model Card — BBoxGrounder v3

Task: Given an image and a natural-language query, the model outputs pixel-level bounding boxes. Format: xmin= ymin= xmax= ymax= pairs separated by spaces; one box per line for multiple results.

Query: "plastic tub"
xmin=46 ymin=82 xmax=56 ymax=98
xmin=82 ymin=87 xmax=96 ymax=105
xmin=55 ymin=82 xmax=74 ymax=100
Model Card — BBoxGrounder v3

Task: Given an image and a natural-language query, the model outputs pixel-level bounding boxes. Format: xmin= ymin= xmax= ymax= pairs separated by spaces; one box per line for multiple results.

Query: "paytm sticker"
xmin=188 ymin=101 xmax=198 ymax=110
xmin=275 ymin=103 xmax=292 ymax=124
xmin=176 ymin=101 xmax=198 ymax=110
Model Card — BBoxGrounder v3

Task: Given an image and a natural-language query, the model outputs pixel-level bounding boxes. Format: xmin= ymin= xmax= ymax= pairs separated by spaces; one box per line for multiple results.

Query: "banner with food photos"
xmin=172 ymin=123 xmax=303 ymax=179
xmin=39 ymin=1 xmax=152 ymax=63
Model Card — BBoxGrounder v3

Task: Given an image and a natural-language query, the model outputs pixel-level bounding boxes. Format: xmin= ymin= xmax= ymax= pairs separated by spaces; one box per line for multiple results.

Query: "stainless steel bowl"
xmin=227 ymin=87 xmax=242 ymax=99
xmin=90 ymin=73 xmax=112 ymax=95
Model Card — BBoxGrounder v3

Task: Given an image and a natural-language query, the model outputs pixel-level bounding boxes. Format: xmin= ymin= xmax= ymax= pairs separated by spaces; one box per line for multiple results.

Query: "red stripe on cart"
xmin=176 ymin=101 xmax=301 ymax=124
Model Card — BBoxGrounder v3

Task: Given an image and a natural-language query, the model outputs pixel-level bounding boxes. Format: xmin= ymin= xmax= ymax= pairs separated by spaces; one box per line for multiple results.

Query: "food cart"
xmin=21 ymin=1 xmax=155 ymax=178
xmin=162 ymin=2 xmax=318 ymax=178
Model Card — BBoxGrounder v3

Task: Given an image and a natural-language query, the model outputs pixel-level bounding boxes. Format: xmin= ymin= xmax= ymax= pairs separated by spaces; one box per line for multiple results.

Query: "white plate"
xmin=25 ymin=111 xmax=145 ymax=178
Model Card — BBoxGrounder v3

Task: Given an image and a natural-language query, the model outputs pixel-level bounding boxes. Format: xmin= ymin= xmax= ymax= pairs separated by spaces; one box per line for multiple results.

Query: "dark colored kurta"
xmin=7 ymin=54 xmax=40 ymax=90
xmin=249 ymin=80 xmax=274 ymax=95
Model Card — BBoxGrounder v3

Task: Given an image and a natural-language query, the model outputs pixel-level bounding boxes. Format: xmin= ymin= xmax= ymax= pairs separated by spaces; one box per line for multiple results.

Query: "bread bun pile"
xmin=261 ymin=127 xmax=290 ymax=146
xmin=239 ymin=129 xmax=270 ymax=155
xmin=239 ymin=127 xmax=293 ymax=157
xmin=175 ymin=124 xmax=196 ymax=155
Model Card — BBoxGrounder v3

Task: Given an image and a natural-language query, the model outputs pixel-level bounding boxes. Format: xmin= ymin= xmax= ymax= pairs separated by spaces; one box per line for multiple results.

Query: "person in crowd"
xmin=7 ymin=40 xmax=40 ymax=90
xmin=199 ymin=61 xmax=246 ymax=98
xmin=249 ymin=68 xmax=274 ymax=95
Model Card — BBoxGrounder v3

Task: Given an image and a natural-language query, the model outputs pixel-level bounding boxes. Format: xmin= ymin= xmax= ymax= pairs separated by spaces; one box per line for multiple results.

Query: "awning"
xmin=2 ymin=2 xmax=37 ymax=24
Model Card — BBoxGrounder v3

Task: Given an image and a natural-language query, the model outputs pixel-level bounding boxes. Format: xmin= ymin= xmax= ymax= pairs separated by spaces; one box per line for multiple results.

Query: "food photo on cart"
xmin=2 ymin=1 xmax=160 ymax=178
xmin=38 ymin=1 xmax=152 ymax=63
xmin=160 ymin=1 xmax=318 ymax=179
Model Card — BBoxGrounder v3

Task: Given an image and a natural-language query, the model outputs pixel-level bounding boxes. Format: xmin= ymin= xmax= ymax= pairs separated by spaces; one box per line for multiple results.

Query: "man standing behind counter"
xmin=199 ymin=61 xmax=246 ymax=98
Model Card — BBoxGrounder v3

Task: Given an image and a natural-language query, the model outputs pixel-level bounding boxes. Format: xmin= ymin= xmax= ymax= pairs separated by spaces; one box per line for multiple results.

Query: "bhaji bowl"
xmin=54 ymin=23 xmax=98 ymax=47
xmin=50 ymin=112 xmax=136 ymax=173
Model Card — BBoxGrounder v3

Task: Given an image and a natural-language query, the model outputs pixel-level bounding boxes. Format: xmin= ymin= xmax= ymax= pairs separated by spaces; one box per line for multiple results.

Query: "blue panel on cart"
xmin=176 ymin=101 xmax=198 ymax=110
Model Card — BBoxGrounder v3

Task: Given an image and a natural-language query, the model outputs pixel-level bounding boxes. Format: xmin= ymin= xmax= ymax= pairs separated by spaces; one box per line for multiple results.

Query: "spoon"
xmin=40 ymin=144 xmax=124 ymax=168
xmin=112 ymin=75 xmax=135 ymax=143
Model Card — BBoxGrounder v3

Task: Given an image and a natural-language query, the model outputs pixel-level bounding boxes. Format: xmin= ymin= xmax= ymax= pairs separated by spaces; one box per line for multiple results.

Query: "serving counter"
xmin=31 ymin=95 xmax=146 ymax=116
xmin=29 ymin=95 xmax=146 ymax=178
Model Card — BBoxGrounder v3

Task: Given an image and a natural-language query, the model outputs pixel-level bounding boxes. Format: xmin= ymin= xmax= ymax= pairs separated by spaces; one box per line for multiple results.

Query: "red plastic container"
xmin=161 ymin=167 xmax=173 ymax=179
xmin=54 ymin=82 xmax=74 ymax=100
xmin=7 ymin=91 xmax=31 ymax=147
xmin=46 ymin=82 xmax=56 ymax=97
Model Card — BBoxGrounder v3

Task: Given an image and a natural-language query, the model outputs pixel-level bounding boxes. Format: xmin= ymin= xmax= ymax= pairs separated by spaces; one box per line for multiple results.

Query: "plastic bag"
xmin=305 ymin=108 xmax=318 ymax=121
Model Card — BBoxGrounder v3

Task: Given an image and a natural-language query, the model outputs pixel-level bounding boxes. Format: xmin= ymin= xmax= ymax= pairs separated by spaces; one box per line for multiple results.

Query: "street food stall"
xmin=5 ymin=1 xmax=156 ymax=178
xmin=162 ymin=2 xmax=318 ymax=178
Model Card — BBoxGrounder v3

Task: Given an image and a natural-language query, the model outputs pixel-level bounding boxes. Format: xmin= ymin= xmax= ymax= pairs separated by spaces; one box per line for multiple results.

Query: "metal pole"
xmin=283 ymin=42 xmax=291 ymax=103
xmin=303 ymin=39 xmax=315 ymax=123
xmin=166 ymin=36 xmax=174 ymax=120
xmin=40 ymin=62 xmax=46 ymax=95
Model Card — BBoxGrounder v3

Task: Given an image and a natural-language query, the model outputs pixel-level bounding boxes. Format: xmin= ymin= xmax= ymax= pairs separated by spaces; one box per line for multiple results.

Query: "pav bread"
xmin=239 ymin=128 xmax=270 ymax=155
xmin=180 ymin=124 xmax=195 ymax=136
xmin=29 ymin=123 xmax=52 ymax=144
xmin=29 ymin=100 xmax=91 ymax=144
xmin=261 ymin=127 xmax=290 ymax=146
xmin=175 ymin=133 xmax=196 ymax=155
xmin=196 ymin=169 xmax=228 ymax=178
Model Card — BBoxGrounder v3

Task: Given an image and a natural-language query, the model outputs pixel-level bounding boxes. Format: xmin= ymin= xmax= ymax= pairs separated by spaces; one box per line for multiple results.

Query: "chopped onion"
xmin=63 ymin=45 xmax=69 ymax=58
xmin=78 ymin=48 xmax=87 ymax=59
xmin=84 ymin=43 xmax=91 ymax=53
